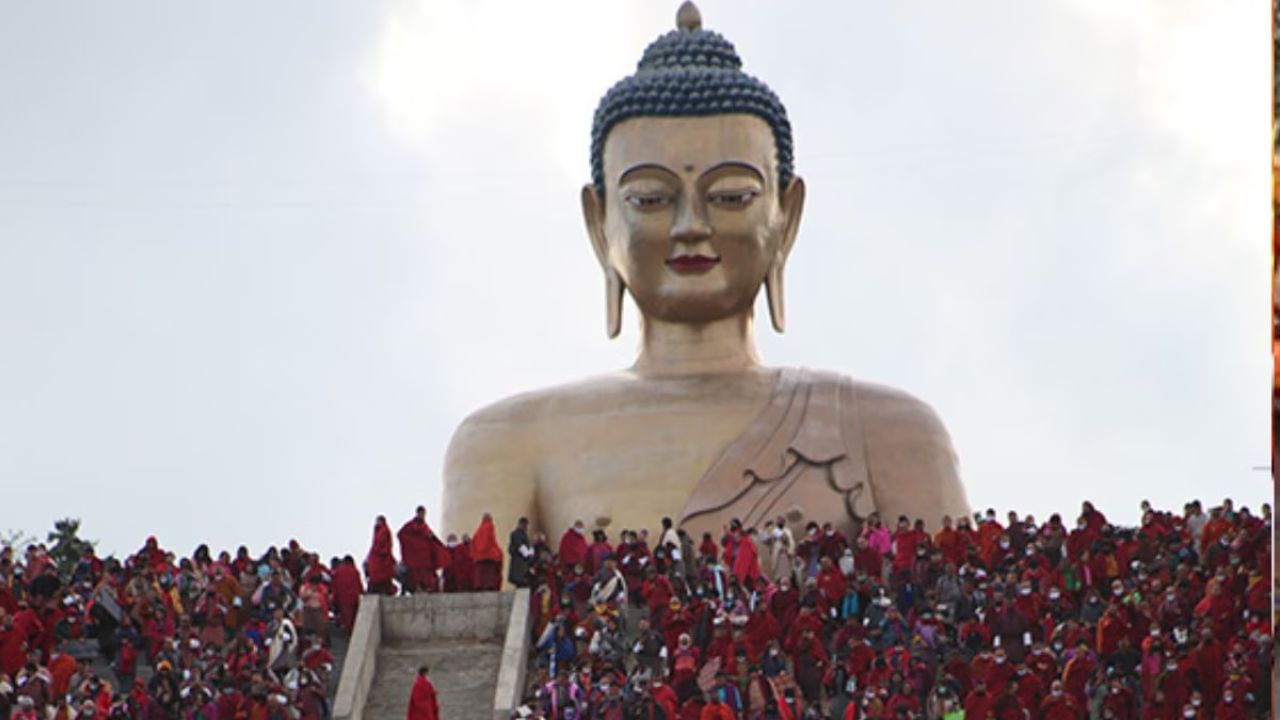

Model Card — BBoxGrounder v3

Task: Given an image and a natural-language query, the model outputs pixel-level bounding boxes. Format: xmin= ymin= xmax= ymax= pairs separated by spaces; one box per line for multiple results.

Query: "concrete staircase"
xmin=334 ymin=591 xmax=530 ymax=720
xmin=362 ymin=639 xmax=504 ymax=720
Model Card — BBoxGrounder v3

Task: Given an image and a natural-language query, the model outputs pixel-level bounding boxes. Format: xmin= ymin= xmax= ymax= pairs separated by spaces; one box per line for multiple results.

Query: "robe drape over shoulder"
xmin=471 ymin=517 xmax=504 ymax=563
xmin=678 ymin=369 xmax=877 ymax=541
xmin=366 ymin=523 xmax=397 ymax=586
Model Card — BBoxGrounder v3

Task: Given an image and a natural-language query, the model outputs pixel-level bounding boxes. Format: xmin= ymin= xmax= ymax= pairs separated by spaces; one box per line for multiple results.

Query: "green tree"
xmin=46 ymin=518 xmax=95 ymax=576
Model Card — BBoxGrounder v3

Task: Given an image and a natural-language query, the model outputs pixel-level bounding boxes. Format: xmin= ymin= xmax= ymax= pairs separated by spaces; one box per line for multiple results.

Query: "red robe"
xmin=963 ymin=689 xmax=994 ymax=720
xmin=471 ymin=517 xmax=504 ymax=591
xmin=934 ymin=527 xmax=966 ymax=566
xmin=732 ymin=535 xmax=761 ymax=585
xmin=366 ymin=522 xmax=398 ymax=591
xmin=332 ymin=562 xmax=364 ymax=634
xmin=398 ymin=518 xmax=447 ymax=590
xmin=817 ymin=566 xmax=845 ymax=605
xmin=558 ymin=528 xmax=589 ymax=569
xmin=444 ymin=542 xmax=475 ymax=592
xmin=406 ymin=674 xmax=439 ymax=720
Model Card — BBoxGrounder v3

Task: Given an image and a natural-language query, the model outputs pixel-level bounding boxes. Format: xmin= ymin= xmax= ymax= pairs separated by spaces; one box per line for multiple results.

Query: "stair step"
xmin=364 ymin=640 xmax=503 ymax=720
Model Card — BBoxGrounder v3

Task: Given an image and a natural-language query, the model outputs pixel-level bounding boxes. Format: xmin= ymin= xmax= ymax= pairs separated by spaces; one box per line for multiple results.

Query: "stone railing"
xmin=332 ymin=594 xmax=383 ymax=720
xmin=493 ymin=589 xmax=531 ymax=719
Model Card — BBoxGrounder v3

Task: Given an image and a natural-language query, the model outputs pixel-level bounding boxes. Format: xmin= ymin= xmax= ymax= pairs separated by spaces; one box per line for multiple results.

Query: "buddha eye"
xmin=624 ymin=193 xmax=673 ymax=210
xmin=708 ymin=189 xmax=759 ymax=207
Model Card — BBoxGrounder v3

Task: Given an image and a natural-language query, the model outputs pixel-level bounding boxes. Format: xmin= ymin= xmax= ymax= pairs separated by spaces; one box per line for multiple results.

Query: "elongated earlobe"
xmin=605 ymin=268 xmax=625 ymax=338
xmin=582 ymin=183 xmax=624 ymax=339
xmin=765 ymin=267 xmax=785 ymax=333
xmin=766 ymin=177 xmax=805 ymax=334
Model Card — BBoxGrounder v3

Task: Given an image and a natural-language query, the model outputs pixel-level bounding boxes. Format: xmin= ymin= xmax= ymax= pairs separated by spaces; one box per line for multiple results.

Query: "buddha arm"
xmin=853 ymin=382 xmax=972 ymax=531
xmin=442 ymin=405 xmax=538 ymax=542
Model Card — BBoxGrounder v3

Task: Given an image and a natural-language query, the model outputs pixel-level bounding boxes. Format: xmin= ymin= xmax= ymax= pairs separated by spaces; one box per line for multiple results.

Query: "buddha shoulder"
xmin=843 ymin=376 xmax=953 ymax=445
xmin=446 ymin=373 xmax=637 ymax=457
xmin=837 ymin=374 xmax=969 ymax=522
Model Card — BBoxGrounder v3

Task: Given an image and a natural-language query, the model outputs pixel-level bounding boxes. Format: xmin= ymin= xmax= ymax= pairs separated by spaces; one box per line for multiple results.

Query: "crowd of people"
xmin=497 ymin=500 xmax=1272 ymax=719
xmin=0 ymin=535 xmax=365 ymax=720
xmin=0 ymin=502 xmax=511 ymax=720
xmin=0 ymin=497 xmax=1270 ymax=720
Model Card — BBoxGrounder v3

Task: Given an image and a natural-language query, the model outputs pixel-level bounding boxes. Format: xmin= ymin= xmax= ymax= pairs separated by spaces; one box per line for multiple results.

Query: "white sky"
xmin=0 ymin=0 xmax=1270 ymax=561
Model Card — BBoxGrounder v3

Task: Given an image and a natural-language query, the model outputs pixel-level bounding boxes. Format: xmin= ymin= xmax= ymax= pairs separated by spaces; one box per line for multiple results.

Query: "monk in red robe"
xmin=732 ymin=531 xmax=761 ymax=585
xmin=406 ymin=666 xmax=439 ymax=720
xmin=558 ymin=520 xmax=589 ymax=570
xmin=365 ymin=516 xmax=398 ymax=595
xmin=443 ymin=535 xmax=475 ymax=592
xmin=398 ymin=506 xmax=445 ymax=593
xmin=471 ymin=514 xmax=504 ymax=591
xmin=331 ymin=556 xmax=364 ymax=634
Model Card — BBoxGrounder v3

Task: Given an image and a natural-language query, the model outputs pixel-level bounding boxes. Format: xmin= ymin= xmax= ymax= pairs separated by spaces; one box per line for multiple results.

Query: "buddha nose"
xmin=670 ymin=195 xmax=712 ymax=243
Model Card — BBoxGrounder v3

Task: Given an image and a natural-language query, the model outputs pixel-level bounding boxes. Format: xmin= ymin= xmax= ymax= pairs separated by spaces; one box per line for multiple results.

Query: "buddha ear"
xmin=765 ymin=176 xmax=806 ymax=333
xmin=581 ymin=184 xmax=625 ymax=339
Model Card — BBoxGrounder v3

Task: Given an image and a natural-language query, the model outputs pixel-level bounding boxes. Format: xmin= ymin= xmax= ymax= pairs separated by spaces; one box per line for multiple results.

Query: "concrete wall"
xmin=333 ymin=594 xmax=382 ymax=720
xmin=379 ymin=591 xmax=513 ymax=643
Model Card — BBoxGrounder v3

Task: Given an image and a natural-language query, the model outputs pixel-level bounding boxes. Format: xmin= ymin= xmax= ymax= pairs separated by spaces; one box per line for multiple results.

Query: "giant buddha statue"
xmin=443 ymin=3 xmax=971 ymax=544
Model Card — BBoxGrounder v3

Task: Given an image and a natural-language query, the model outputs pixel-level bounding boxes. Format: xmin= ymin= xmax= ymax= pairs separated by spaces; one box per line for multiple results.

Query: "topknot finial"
xmin=676 ymin=1 xmax=702 ymax=31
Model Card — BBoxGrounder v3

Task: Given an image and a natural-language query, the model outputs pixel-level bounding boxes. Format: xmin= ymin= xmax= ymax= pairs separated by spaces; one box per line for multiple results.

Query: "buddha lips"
xmin=666 ymin=254 xmax=721 ymax=272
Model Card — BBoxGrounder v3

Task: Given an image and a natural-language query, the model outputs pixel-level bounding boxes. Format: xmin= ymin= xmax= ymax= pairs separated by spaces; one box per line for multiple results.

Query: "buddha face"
xmin=583 ymin=114 xmax=804 ymax=330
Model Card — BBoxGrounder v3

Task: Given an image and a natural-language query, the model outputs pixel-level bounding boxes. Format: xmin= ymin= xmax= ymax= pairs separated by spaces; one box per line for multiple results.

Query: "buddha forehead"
xmin=602 ymin=114 xmax=778 ymax=189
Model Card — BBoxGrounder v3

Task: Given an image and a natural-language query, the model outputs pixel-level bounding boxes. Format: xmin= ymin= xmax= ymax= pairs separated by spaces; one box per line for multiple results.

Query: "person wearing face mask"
xmin=1038 ymin=679 xmax=1080 ymax=720
xmin=1099 ymin=677 xmax=1135 ymax=720
xmin=1010 ymin=581 xmax=1039 ymax=621
xmin=981 ymin=648 xmax=1015 ymax=698
xmin=1077 ymin=589 xmax=1104 ymax=625
xmin=1023 ymin=643 xmax=1058 ymax=689
xmin=1011 ymin=662 xmax=1043 ymax=714
xmin=981 ymin=533 xmax=1013 ymax=571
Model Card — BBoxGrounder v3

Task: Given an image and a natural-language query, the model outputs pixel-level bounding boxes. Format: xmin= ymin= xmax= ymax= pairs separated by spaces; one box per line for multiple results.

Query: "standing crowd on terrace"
xmin=472 ymin=500 xmax=1270 ymax=719
xmin=0 ymin=497 xmax=1271 ymax=720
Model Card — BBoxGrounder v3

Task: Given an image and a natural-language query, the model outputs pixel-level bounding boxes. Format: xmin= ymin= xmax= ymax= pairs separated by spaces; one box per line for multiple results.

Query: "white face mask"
xmin=1049 ymin=591 xmax=1060 ymax=600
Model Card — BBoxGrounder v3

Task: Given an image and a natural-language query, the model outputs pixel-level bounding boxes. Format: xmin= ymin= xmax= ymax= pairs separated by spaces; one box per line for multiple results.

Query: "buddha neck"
xmin=632 ymin=312 xmax=762 ymax=378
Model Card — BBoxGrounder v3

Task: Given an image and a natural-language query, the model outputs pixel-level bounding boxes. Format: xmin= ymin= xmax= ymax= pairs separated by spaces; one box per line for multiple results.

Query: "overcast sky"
xmin=0 ymin=0 xmax=1269 ymax=562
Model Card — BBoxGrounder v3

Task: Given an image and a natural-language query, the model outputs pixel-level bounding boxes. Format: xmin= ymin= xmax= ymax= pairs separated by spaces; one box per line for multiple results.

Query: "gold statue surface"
xmin=443 ymin=3 xmax=971 ymax=541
